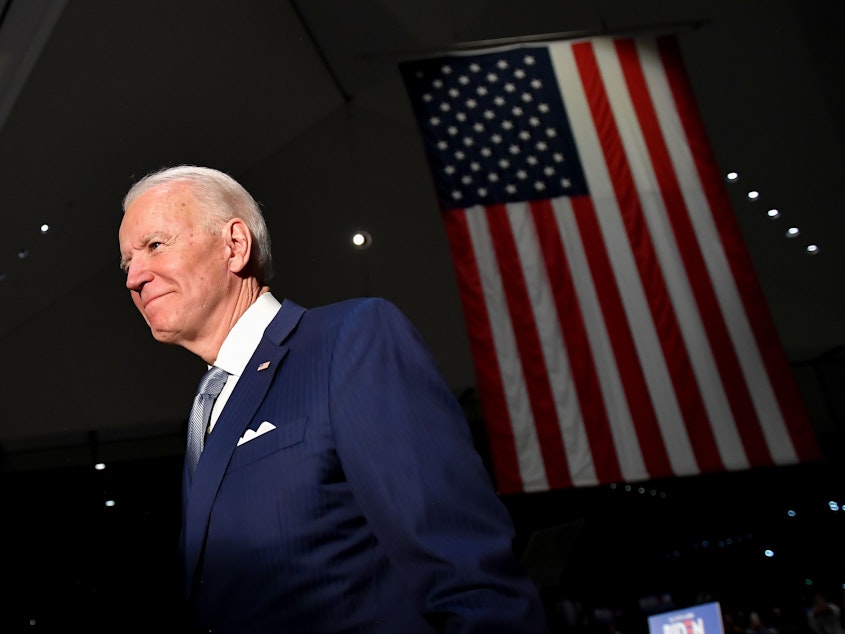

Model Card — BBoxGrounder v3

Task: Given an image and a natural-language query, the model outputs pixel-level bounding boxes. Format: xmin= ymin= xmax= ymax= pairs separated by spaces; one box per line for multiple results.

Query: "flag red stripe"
xmin=657 ymin=36 xmax=820 ymax=461
xmin=486 ymin=204 xmax=572 ymax=488
xmin=441 ymin=208 xmax=525 ymax=492
xmin=530 ymin=198 xmax=623 ymax=483
xmin=614 ymin=39 xmax=729 ymax=471
xmin=573 ymin=42 xmax=674 ymax=478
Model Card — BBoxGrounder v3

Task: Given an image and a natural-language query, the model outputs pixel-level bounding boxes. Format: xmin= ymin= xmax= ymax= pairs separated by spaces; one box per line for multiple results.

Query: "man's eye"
xmin=149 ymin=241 xmax=162 ymax=251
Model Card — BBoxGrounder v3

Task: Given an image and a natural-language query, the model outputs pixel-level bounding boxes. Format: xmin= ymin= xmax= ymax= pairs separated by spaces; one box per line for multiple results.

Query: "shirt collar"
xmin=213 ymin=292 xmax=282 ymax=377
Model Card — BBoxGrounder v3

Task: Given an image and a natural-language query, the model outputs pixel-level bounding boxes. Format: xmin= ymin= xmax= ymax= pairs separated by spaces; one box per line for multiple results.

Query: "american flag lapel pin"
xmin=257 ymin=361 xmax=271 ymax=372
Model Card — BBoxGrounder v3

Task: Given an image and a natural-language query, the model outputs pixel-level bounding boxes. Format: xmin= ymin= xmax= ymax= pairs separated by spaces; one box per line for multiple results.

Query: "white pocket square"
xmin=237 ymin=421 xmax=277 ymax=446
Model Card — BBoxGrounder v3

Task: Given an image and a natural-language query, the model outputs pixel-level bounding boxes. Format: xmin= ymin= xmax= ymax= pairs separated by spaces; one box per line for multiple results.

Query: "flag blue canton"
xmin=401 ymin=47 xmax=589 ymax=211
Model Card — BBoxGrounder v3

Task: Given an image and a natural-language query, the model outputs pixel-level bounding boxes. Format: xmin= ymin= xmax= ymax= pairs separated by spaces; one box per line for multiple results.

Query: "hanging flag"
xmin=400 ymin=35 xmax=820 ymax=494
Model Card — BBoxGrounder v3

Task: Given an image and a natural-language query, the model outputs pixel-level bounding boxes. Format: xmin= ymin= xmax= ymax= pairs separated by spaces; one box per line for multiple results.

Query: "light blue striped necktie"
xmin=185 ymin=366 xmax=229 ymax=476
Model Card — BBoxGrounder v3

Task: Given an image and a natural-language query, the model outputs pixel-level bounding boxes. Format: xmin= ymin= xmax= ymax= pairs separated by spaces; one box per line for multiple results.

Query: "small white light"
xmin=787 ymin=510 xmax=797 ymax=517
xmin=18 ymin=248 xmax=29 ymax=259
xmin=786 ymin=227 xmax=800 ymax=238
xmin=806 ymin=244 xmax=819 ymax=255
xmin=352 ymin=231 xmax=372 ymax=250
xmin=726 ymin=172 xmax=739 ymax=181
xmin=829 ymin=501 xmax=840 ymax=511
xmin=764 ymin=549 xmax=774 ymax=558
xmin=94 ymin=462 xmax=106 ymax=471
xmin=40 ymin=224 xmax=50 ymax=234
xmin=105 ymin=499 xmax=116 ymax=507
xmin=747 ymin=190 xmax=760 ymax=200
xmin=767 ymin=209 xmax=780 ymax=219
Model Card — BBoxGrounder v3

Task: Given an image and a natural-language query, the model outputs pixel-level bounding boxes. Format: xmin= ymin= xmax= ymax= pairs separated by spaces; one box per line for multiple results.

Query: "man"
xmin=118 ymin=165 xmax=549 ymax=633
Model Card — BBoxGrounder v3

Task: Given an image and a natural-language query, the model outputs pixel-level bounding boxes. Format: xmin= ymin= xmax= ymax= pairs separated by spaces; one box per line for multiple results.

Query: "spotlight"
xmin=352 ymin=230 xmax=372 ymax=250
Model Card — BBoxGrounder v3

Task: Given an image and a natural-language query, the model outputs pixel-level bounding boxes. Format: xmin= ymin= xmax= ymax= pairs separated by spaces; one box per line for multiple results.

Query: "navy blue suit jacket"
xmin=181 ymin=297 xmax=549 ymax=633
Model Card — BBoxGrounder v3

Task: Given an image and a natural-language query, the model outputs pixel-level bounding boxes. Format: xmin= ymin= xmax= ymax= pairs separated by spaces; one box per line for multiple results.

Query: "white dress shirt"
xmin=206 ymin=292 xmax=282 ymax=434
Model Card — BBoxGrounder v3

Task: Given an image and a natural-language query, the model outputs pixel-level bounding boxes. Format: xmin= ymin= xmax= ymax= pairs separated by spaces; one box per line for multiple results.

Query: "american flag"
xmin=400 ymin=35 xmax=820 ymax=494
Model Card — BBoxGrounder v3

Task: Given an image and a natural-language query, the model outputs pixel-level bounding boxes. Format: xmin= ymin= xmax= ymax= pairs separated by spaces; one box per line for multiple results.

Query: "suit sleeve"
xmin=327 ymin=298 xmax=549 ymax=634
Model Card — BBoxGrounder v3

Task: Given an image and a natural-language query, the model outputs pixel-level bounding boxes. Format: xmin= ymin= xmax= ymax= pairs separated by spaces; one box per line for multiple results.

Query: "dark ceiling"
xmin=0 ymin=0 xmax=842 ymax=467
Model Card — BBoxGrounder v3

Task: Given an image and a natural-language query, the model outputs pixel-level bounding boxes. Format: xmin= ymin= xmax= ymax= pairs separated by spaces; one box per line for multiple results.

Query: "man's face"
xmin=118 ymin=182 xmax=232 ymax=348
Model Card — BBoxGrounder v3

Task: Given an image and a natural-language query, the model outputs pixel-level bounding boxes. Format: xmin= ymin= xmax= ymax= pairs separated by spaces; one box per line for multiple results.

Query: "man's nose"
xmin=125 ymin=259 xmax=152 ymax=293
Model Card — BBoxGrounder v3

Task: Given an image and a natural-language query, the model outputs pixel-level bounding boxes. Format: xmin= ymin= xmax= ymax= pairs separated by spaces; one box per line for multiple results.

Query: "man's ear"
xmin=225 ymin=218 xmax=253 ymax=274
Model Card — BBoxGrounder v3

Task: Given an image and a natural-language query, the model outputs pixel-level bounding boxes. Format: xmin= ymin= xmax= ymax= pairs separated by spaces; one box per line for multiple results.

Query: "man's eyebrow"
xmin=119 ymin=232 xmax=171 ymax=271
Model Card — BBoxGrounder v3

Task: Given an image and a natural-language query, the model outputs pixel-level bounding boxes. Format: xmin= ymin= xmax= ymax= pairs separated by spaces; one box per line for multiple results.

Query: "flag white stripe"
xmin=550 ymin=197 xmax=647 ymax=481
xmin=507 ymin=202 xmax=599 ymax=486
xmin=551 ymin=42 xmax=652 ymax=480
xmin=589 ymin=39 xmax=706 ymax=474
xmin=464 ymin=206 xmax=550 ymax=491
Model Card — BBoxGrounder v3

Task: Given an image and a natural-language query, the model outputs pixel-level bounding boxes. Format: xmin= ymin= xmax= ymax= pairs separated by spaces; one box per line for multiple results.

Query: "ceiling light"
xmin=806 ymin=244 xmax=819 ymax=255
xmin=786 ymin=227 xmax=800 ymax=238
xmin=747 ymin=190 xmax=760 ymax=200
xmin=767 ymin=209 xmax=780 ymax=218
xmin=726 ymin=171 xmax=739 ymax=182
xmin=40 ymin=223 xmax=50 ymax=234
xmin=352 ymin=230 xmax=372 ymax=249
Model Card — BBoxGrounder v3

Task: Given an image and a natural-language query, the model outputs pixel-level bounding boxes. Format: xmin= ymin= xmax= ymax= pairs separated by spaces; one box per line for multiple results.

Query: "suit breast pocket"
xmin=228 ymin=416 xmax=308 ymax=471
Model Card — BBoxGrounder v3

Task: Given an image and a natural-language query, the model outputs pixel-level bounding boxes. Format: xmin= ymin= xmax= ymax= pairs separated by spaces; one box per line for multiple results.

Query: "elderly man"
xmin=118 ymin=165 xmax=549 ymax=633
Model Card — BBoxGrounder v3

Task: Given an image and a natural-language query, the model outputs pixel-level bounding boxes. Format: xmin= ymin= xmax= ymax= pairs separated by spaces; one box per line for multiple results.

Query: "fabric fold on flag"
xmin=400 ymin=35 xmax=820 ymax=494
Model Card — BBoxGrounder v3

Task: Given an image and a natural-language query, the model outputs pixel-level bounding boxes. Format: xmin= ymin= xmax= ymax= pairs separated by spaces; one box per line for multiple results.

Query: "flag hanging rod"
xmin=448 ymin=19 xmax=710 ymax=50
xmin=363 ymin=18 xmax=711 ymax=61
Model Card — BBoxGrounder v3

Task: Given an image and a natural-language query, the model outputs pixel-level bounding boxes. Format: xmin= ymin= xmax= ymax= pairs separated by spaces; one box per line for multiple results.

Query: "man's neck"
xmin=193 ymin=281 xmax=270 ymax=365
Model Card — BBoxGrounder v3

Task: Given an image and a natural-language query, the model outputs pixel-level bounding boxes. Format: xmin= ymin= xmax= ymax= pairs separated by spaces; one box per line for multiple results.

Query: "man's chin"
xmin=149 ymin=325 xmax=179 ymax=345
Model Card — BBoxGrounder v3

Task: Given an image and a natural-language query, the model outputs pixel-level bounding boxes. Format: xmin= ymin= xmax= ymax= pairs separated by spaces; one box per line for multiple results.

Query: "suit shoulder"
xmin=309 ymin=297 xmax=403 ymax=320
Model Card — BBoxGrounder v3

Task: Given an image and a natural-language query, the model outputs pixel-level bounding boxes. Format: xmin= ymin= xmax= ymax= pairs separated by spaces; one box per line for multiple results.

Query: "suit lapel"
xmin=182 ymin=300 xmax=306 ymax=596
